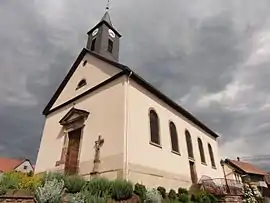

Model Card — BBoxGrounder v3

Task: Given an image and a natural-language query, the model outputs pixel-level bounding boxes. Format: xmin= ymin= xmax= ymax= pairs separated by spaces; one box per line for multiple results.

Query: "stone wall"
xmin=0 ymin=196 xmax=36 ymax=203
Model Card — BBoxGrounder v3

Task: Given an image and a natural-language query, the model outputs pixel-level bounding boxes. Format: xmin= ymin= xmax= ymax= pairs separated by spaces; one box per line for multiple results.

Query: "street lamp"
xmin=220 ymin=159 xmax=230 ymax=194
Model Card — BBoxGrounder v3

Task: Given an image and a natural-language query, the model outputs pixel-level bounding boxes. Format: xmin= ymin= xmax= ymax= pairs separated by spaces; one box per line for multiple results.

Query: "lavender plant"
xmin=67 ymin=192 xmax=85 ymax=203
xmin=144 ymin=188 xmax=162 ymax=203
xmin=35 ymin=178 xmax=64 ymax=203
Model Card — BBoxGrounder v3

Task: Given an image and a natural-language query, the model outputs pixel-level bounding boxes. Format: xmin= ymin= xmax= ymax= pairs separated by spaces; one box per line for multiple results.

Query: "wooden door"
xmin=189 ymin=161 xmax=198 ymax=184
xmin=64 ymin=128 xmax=81 ymax=175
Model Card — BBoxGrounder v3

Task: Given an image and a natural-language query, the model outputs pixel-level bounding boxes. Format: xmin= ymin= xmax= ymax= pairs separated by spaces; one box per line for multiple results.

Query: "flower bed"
xmin=0 ymin=171 xmax=220 ymax=203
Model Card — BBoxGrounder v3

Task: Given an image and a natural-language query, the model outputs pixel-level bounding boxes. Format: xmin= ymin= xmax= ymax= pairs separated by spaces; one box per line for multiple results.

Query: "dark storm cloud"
xmin=1 ymin=0 xmax=270 ymax=169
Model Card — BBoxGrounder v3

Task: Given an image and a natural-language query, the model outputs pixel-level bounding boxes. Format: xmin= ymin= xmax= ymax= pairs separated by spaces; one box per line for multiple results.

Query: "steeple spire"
xmin=100 ymin=11 xmax=112 ymax=26
xmin=86 ymin=5 xmax=122 ymax=62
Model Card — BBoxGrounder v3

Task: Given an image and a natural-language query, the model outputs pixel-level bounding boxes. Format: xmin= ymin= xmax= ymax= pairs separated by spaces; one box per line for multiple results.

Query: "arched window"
xmin=185 ymin=130 xmax=194 ymax=159
xmin=198 ymin=138 xmax=206 ymax=164
xmin=169 ymin=121 xmax=179 ymax=153
xmin=76 ymin=79 xmax=87 ymax=90
xmin=149 ymin=109 xmax=160 ymax=145
xmin=208 ymin=143 xmax=216 ymax=168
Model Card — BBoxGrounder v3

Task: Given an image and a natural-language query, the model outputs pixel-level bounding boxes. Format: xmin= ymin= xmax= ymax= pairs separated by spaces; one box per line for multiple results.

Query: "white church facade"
xmin=35 ymin=11 xmax=223 ymax=190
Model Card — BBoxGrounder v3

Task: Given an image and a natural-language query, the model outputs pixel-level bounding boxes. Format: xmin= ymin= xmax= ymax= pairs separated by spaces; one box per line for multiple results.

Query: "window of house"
xmin=149 ymin=109 xmax=160 ymax=146
xmin=23 ymin=165 xmax=27 ymax=170
xmin=91 ymin=38 xmax=96 ymax=51
xmin=108 ymin=39 xmax=113 ymax=53
xmin=185 ymin=130 xmax=194 ymax=159
xmin=208 ymin=143 xmax=216 ymax=168
xmin=198 ymin=138 xmax=206 ymax=164
xmin=169 ymin=121 xmax=179 ymax=153
xmin=76 ymin=79 xmax=87 ymax=90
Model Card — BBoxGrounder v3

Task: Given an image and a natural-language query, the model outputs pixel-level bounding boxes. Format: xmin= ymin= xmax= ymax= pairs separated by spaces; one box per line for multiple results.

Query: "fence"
xmin=201 ymin=178 xmax=244 ymax=196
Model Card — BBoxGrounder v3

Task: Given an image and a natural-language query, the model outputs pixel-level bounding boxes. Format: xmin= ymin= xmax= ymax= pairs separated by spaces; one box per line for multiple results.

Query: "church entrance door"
xmin=189 ymin=161 xmax=198 ymax=184
xmin=64 ymin=128 xmax=81 ymax=175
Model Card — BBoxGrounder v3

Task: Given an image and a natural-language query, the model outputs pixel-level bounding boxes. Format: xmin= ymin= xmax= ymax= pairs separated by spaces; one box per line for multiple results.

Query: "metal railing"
xmin=201 ymin=178 xmax=244 ymax=196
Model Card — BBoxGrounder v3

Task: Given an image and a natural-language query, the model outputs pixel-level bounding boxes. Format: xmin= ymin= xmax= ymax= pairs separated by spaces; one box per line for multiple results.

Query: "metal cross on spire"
xmin=105 ymin=0 xmax=110 ymax=11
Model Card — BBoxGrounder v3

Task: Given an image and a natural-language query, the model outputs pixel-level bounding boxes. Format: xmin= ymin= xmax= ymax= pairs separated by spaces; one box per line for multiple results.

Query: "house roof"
xmin=0 ymin=157 xmax=26 ymax=172
xmin=43 ymin=48 xmax=220 ymax=139
xmin=226 ymin=159 xmax=267 ymax=176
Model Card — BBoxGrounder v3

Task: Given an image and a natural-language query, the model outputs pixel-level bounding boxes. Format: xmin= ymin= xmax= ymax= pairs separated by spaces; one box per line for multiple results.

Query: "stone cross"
xmin=91 ymin=135 xmax=104 ymax=177
xmin=94 ymin=135 xmax=104 ymax=162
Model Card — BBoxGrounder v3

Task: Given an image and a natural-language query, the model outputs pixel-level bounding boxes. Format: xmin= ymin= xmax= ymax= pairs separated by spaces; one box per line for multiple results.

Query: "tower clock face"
xmin=108 ymin=29 xmax=115 ymax=38
xmin=92 ymin=28 xmax=99 ymax=36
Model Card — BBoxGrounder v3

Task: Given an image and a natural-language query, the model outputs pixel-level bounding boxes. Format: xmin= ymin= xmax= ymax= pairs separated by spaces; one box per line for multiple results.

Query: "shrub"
xmin=190 ymin=190 xmax=218 ymax=203
xmin=145 ymin=188 xmax=162 ymax=203
xmin=35 ymin=178 xmax=65 ymax=203
xmin=0 ymin=185 xmax=7 ymax=196
xmin=178 ymin=188 xmax=188 ymax=195
xmin=19 ymin=174 xmax=42 ymax=191
xmin=168 ymin=189 xmax=177 ymax=200
xmin=41 ymin=172 xmax=65 ymax=185
xmin=67 ymin=193 xmax=85 ymax=203
xmin=0 ymin=171 xmax=21 ymax=190
xmin=157 ymin=186 xmax=166 ymax=199
xmin=84 ymin=194 xmax=107 ymax=203
xmin=111 ymin=179 xmax=133 ymax=201
xmin=134 ymin=183 xmax=147 ymax=202
xmin=83 ymin=178 xmax=112 ymax=198
xmin=178 ymin=193 xmax=189 ymax=203
xmin=64 ymin=175 xmax=86 ymax=194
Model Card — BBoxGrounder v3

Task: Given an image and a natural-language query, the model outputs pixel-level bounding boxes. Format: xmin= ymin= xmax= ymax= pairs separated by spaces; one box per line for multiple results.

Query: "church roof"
xmin=87 ymin=11 xmax=121 ymax=37
xmin=43 ymin=48 xmax=220 ymax=139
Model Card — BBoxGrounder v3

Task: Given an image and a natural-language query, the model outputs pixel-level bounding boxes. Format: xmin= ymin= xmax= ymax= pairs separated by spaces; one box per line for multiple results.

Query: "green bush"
xmin=157 ymin=186 xmax=166 ymax=199
xmin=83 ymin=178 xmax=112 ymax=198
xmin=64 ymin=175 xmax=86 ymax=194
xmin=35 ymin=178 xmax=65 ymax=203
xmin=111 ymin=179 xmax=133 ymax=201
xmin=178 ymin=188 xmax=188 ymax=195
xmin=168 ymin=189 xmax=177 ymax=200
xmin=145 ymin=188 xmax=162 ymax=203
xmin=67 ymin=193 xmax=85 ymax=203
xmin=85 ymin=194 xmax=107 ymax=203
xmin=178 ymin=193 xmax=189 ymax=203
xmin=134 ymin=183 xmax=147 ymax=202
xmin=0 ymin=185 xmax=7 ymax=196
xmin=41 ymin=172 xmax=65 ymax=185
xmin=190 ymin=190 xmax=218 ymax=203
xmin=0 ymin=172 xmax=21 ymax=190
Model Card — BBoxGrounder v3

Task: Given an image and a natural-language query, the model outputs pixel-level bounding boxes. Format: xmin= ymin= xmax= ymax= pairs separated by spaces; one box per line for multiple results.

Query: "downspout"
xmin=124 ymin=70 xmax=132 ymax=180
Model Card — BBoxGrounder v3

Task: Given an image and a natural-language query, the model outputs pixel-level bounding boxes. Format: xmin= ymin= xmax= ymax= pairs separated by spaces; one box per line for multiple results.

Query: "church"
xmin=35 ymin=10 xmax=224 ymax=190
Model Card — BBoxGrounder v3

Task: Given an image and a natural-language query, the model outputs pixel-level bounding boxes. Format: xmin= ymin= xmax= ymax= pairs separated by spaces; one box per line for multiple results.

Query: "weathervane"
xmin=105 ymin=0 xmax=110 ymax=11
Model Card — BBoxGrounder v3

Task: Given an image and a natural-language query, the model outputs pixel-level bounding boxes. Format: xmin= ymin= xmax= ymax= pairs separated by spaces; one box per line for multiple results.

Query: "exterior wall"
xmin=126 ymin=80 xmax=223 ymax=190
xmin=35 ymin=76 xmax=126 ymax=180
xmin=15 ymin=160 xmax=33 ymax=173
xmin=52 ymin=54 xmax=121 ymax=109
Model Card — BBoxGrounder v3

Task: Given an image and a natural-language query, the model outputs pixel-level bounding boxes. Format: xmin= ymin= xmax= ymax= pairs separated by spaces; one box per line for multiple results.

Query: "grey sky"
xmin=0 ymin=0 xmax=270 ymax=169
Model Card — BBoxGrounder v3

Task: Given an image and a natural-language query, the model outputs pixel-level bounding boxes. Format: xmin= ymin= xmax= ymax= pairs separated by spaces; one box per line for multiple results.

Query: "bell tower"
xmin=86 ymin=11 xmax=121 ymax=62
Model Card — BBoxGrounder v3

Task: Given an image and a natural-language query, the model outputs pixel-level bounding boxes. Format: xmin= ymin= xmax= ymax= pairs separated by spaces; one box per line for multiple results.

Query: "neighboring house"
xmin=35 ymin=10 xmax=224 ymax=190
xmin=0 ymin=157 xmax=34 ymax=174
xmin=265 ymin=172 xmax=270 ymax=188
xmin=224 ymin=158 xmax=267 ymax=187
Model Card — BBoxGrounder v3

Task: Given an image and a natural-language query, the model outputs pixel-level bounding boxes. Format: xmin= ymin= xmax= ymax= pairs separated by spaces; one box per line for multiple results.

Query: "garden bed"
xmin=0 ymin=171 xmax=221 ymax=203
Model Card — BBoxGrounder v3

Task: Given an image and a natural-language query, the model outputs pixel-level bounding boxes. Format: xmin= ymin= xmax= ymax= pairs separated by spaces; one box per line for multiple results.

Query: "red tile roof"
xmin=0 ymin=157 xmax=24 ymax=172
xmin=226 ymin=159 xmax=267 ymax=175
